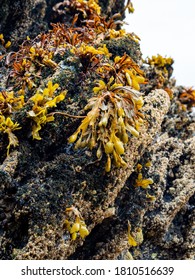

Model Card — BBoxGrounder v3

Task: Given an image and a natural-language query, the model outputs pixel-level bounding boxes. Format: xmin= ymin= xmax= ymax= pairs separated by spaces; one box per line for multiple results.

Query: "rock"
xmin=0 ymin=0 xmax=194 ymax=260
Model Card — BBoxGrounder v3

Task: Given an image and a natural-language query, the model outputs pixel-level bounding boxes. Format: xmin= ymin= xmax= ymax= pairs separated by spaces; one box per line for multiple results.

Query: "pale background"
xmin=125 ymin=0 xmax=195 ymax=87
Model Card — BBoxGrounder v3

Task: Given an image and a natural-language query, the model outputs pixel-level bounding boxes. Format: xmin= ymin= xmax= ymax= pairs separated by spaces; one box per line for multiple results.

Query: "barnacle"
xmin=0 ymin=115 xmax=21 ymax=154
xmin=69 ymin=77 xmax=144 ymax=172
xmin=27 ymin=81 xmax=66 ymax=140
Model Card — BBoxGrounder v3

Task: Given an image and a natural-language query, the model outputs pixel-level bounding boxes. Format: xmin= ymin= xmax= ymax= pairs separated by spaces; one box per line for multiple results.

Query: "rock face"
xmin=0 ymin=0 xmax=194 ymax=260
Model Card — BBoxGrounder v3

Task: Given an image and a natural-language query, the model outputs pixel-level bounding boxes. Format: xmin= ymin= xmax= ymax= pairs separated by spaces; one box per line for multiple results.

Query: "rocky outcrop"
xmin=0 ymin=0 xmax=194 ymax=260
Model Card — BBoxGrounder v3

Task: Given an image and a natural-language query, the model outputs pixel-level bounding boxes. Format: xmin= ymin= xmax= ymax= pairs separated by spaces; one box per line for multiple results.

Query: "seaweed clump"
xmin=0 ymin=0 xmax=146 ymax=173
xmin=69 ymin=76 xmax=145 ymax=172
xmin=143 ymin=54 xmax=175 ymax=96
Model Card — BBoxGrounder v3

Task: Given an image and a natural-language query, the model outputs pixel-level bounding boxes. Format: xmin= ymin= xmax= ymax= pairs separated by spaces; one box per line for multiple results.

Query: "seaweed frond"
xmin=27 ymin=81 xmax=66 ymax=140
xmin=69 ymin=77 xmax=144 ymax=172
xmin=0 ymin=115 xmax=21 ymax=154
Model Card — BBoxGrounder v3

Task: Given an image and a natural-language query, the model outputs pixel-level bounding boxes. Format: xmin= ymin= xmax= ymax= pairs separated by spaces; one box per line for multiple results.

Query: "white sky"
xmin=125 ymin=0 xmax=195 ymax=87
